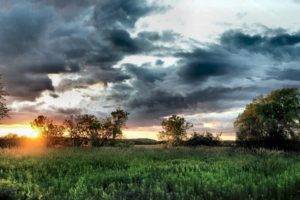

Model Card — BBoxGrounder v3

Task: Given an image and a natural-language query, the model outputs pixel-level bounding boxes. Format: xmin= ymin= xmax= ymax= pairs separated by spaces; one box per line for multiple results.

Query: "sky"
xmin=0 ymin=0 xmax=300 ymax=139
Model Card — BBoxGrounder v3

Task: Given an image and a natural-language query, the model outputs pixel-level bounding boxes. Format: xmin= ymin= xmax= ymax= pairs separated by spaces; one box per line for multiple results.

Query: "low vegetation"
xmin=0 ymin=147 xmax=299 ymax=200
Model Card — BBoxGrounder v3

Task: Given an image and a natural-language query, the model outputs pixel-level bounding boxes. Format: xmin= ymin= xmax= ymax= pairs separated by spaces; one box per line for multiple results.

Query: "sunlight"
xmin=0 ymin=124 xmax=40 ymax=138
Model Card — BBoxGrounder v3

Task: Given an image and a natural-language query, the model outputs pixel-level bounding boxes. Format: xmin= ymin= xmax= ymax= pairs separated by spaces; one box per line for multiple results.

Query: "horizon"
xmin=0 ymin=0 xmax=300 ymax=140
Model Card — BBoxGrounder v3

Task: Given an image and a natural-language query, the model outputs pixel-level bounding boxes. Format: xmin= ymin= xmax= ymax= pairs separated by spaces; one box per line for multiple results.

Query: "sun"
xmin=0 ymin=124 xmax=40 ymax=138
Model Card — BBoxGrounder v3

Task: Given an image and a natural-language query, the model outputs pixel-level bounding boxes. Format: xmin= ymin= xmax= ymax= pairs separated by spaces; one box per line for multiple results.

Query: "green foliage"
xmin=185 ymin=131 xmax=221 ymax=146
xmin=0 ymin=147 xmax=299 ymax=199
xmin=159 ymin=115 xmax=193 ymax=146
xmin=235 ymin=88 xmax=300 ymax=149
xmin=63 ymin=109 xmax=129 ymax=147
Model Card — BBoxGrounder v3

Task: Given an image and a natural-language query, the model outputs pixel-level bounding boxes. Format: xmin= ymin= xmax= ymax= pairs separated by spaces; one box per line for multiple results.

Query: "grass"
xmin=0 ymin=146 xmax=299 ymax=200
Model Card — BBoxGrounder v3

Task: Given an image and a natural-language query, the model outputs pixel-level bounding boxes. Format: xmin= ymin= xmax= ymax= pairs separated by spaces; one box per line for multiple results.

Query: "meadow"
xmin=0 ymin=146 xmax=299 ymax=200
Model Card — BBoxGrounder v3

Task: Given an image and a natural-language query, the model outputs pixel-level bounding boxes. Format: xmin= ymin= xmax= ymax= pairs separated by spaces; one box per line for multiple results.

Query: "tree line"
xmin=158 ymin=88 xmax=299 ymax=150
xmin=31 ymin=109 xmax=129 ymax=147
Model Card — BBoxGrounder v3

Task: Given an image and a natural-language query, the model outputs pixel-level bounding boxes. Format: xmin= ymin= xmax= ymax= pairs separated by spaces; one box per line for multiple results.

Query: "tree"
xmin=75 ymin=114 xmax=102 ymax=146
xmin=0 ymin=76 xmax=9 ymax=121
xmin=159 ymin=115 xmax=193 ymax=146
xmin=110 ymin=108 xmax=129 ymax=140
xmin=100 ymin=117 xmax=114 ymax=144
xmin=47 ymin=123 xmax=65 ymax=138
xmin=64 ymin=116 xmax=82 ymax=146
xmin=31 ymin=115 xmax=65 ymax=146
xmin=234 ymin=88 xmax=300 ymax=149
xmin=31 ymin=115 xmax=49 ymax=137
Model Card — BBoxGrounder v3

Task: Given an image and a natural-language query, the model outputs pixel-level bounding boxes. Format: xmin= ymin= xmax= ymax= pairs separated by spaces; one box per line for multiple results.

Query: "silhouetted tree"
xmin=31 ymin=115 xmax=49 ymax=137
xmin=31 ymin=115 xmax=65 ymax=146
xmin=234 ymin=88 xmax=300 ymax=149
xmin=100 ymin=117 xmax=114 ymax=145
xmin=110 ymin=108 xmax=129 ymax=140
xmin=75 ymin=114 xmax=102 ymax=146
xmin=64 ymin=116 xmax=82 ymax=146
xmin=0 ymin=76 xmax=9 ymax=121
xmin=159 ymin=115 xmax=193 ymax=146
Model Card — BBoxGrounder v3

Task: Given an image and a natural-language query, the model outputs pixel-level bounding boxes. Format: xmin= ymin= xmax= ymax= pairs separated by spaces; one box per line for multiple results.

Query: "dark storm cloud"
xmin=105 ymin=29 xmax=300 ymax=126
xmin=220 ymin=30 xmax=300 ymax=60
xmin=125 ymin=85 xmax=252 ymax=126
xmin=176 ymin=48 xmax=237 ymax=82
xmin=56 ymin=66 xmax=131 ymax=92
xmin=2 ymin=70 xmax=54 ymax=100
xmin=1 ymin=0 xmax=300 ymax=129
xmin=270 ymin=69 xmax=300 ymax=81
xmin=93 ymin=0 xmax=162 ymax=30
xmin=174 ymin=29 xmax=300 ymax=84
xmin=0 ymin=3 xmax=53 ymax=56
xmin=0 ymin=0 xmax=167 ymax=100
xmin=124 ymin=63 xmax=166 ymax=83
xmin=106 ymin=61 xmax=254 ymax=126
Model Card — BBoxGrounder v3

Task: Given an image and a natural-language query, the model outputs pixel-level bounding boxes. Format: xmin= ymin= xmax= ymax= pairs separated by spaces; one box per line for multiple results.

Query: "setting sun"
xmin=0 ymin=124 xmax=40 ymax=138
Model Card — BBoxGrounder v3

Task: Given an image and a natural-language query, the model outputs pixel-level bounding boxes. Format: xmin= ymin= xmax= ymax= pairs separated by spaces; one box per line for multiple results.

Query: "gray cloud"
xmin=93 ymin=0 xmax=162 ymax=30
xmin=220 ymin=30 xmax=300 ymax=60
xmin=0 ymin=1 xmax=300 ymax=131
xmin=176 ymin=48 xmax=238 ymax=82
xmin=104 ymin=29 xmax=300 ymax=126
xmin=0 ymin=0 xmax=166 ymax=100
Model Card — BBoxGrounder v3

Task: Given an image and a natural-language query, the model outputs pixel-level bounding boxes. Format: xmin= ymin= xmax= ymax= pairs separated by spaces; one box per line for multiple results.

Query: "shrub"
xmin=185 ymin=132 xmax=221 ymax=146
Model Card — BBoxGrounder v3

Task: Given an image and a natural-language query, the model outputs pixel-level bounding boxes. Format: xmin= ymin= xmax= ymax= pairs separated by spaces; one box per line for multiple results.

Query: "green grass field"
xmin=0 ymin=146 xmax=299 ymax=200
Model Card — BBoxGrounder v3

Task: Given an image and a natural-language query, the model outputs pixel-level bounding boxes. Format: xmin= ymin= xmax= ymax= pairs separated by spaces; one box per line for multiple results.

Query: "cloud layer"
xmin=0 ymin=0 xmax=299 ymax=136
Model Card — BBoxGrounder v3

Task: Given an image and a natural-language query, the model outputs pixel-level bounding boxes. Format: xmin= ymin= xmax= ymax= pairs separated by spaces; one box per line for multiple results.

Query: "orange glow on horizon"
xmin=0 ymin=124 xmax=236 ymax=140
xmin=0 ymin=124 xmax=40 ymax=138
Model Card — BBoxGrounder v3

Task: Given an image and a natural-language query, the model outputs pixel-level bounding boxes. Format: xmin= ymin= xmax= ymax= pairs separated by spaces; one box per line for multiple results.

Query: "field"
xmin=0 ymin=146 xmax=299 ymax=200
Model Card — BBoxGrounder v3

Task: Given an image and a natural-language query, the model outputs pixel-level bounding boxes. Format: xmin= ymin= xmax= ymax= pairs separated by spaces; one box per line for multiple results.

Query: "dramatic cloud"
xmin=220 ymin=30 xmax=300 ymax=60
xmin=1 ymin=0 xmax=300 ymax=138
xmin=0 ymin=0 xmax=166 ymax=100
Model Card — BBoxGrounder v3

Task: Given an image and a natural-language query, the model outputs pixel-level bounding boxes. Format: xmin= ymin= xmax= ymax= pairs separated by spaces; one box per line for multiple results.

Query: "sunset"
xmin=0 ymin=0 xmax=299 ymax=199
xmin=0 ymin=124 xmax=39 ymax=138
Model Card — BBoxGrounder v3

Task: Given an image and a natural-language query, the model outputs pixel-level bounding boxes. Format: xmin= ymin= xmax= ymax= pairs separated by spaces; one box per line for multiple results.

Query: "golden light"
xmin=0 ymin=124 xmax=40 ymax=138
xmin=124 ymin=126 xmax=161 ymax=140
xmin=203 ymin=122 xmax=215 ymax=129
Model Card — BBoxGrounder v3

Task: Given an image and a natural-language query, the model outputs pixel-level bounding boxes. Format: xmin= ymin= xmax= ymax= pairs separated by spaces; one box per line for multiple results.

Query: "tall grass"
xmin=0 ymin=147 xmax=299 ymax=199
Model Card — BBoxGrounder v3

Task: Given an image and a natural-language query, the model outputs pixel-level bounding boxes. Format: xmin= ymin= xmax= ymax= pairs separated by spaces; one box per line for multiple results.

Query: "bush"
xmin=185 ymin=132 xmax=221 ymax=146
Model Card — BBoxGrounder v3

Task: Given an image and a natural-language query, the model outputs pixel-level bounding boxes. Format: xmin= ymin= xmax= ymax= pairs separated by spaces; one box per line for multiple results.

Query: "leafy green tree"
xmin=234 ymin=88 xmax=300 ymax=148
xmin=0 ymin=76 xmax=9 ymax=121
xmin=159 ymin=115 xmax=193 ymax=146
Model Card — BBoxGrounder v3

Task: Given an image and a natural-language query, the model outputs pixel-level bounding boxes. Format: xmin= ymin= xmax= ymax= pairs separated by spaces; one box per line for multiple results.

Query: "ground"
xmin=0 ymin=146 xmax=299 ymax=200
